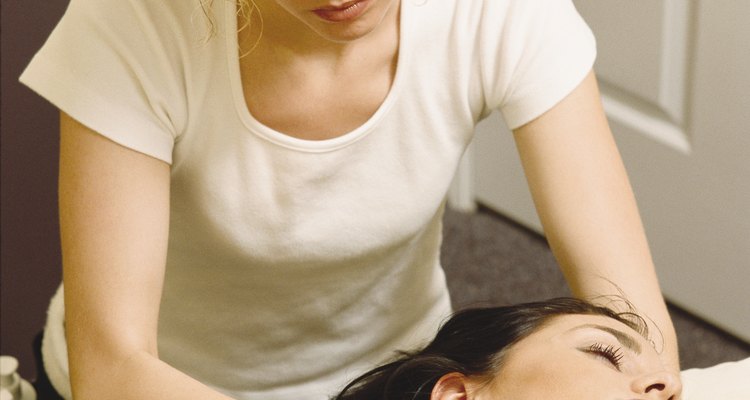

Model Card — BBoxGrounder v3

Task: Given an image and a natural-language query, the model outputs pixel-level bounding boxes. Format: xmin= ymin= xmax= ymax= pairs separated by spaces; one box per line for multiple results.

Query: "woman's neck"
xmin=235 ymin=0 xmax=402 ymax=140
xmin=242 ymin=0 xmax=400 ymax=63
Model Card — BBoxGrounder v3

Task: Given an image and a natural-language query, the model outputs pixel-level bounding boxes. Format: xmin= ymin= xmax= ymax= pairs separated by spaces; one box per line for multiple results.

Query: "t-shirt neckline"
xmin=224 ymin=1 xmax=410 ymax=153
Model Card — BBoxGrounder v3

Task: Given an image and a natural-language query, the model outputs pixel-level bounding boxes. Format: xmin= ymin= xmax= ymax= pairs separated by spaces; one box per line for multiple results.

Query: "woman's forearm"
xmin=540 ymin=185 xmax=680 ymax=374
xmin=543 ymin=214 xmax=681 ymax=374
xmin=521 ymin=119 xmax=680 ymax=372
xmin=70 ymin=350 xmax=235 ymax=400
xmin=59 ymin=112 xmax=235 ymax=399
xmin=512 ymin=71 xmax=680 ymax=373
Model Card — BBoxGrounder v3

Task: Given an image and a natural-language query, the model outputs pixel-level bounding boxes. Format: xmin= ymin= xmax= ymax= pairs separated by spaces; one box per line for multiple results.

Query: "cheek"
xmin=269 ymin=1 xmax=307 ymax=17
xmin=489 ymin=355 xmax=574 ymax=398
xmin=489 ymin=355 xmax=627 ymax=399
xmin=522 ymin=362 xmax=583 ymax=396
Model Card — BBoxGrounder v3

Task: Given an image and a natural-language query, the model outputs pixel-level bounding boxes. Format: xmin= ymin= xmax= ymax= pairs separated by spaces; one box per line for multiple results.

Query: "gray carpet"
xmin=440 ymin=206 xmax=750 ymax=370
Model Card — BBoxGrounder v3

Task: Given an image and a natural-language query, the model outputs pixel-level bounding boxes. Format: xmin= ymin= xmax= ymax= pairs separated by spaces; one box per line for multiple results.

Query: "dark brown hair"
xmin=334 ymin=297 xmax=647 ymax=400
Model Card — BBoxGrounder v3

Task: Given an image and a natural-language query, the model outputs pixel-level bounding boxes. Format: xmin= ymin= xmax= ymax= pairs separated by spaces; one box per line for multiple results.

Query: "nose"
xmin=631 ymin=370 xmax=683 ymax=399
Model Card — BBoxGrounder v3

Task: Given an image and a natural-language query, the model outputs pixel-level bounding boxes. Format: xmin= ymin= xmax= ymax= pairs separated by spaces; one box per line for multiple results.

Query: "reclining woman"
xmin=335 ymin=297 xmax=682 ymax=400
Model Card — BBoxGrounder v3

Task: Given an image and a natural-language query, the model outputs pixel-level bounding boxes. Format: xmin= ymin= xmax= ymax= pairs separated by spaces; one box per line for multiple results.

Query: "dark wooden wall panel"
xmin=1 ymin=0 xmax=69 ymax=379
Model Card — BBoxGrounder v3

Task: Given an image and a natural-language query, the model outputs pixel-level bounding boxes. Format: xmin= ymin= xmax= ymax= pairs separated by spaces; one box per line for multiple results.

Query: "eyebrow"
xmin=573 ymin=324 xmax=642 ymax=354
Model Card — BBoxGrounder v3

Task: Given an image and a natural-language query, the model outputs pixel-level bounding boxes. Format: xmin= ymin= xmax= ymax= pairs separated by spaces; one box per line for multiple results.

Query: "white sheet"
xmin=681 ymin=357 xmax=750 ymax=399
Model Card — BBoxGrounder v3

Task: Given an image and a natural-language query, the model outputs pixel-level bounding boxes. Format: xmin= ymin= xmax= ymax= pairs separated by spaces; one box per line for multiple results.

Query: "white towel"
xmin=42 ymin=284 xmax=72 ymax=400
xmin=681 ymin=357 xmax=750 ymax=400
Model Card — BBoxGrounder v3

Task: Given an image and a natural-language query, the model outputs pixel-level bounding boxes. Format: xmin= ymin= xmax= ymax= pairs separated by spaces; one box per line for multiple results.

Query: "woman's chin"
xmin=304 ymin=0 xmax=396 ymax=44
xmin=310 ymin=23 xmax=381 ymax=43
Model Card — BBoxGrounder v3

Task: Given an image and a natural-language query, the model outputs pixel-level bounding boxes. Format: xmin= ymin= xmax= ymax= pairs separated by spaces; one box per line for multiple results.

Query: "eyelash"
xmin=587 ymin=343 xmax=624 ymax=370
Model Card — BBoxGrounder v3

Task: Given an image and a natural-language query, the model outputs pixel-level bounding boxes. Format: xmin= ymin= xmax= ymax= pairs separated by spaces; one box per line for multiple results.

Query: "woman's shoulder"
xmin=408 ymin=0 xmax=533 ymax=37
xmin=65 ymin=0 xmax=208 ymax=43
xmin=70 ymin=0 xmax=196 ymax=19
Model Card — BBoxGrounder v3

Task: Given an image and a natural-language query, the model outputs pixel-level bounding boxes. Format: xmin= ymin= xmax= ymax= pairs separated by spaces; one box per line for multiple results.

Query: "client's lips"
xmin=312 ymin=0 xmax=371 ymax=22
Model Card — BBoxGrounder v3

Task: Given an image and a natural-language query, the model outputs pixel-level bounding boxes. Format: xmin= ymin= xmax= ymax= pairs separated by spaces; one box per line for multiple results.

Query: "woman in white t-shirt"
xmin=20 ymin=0 xmax=682 ymax=399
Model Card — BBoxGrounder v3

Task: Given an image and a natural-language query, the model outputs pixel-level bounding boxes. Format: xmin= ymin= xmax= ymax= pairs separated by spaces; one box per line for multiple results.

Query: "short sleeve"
xmin=19 ymin=0 xmax=188 ymax=164
xmin=480 ymin=0 xmax=597 ymax=130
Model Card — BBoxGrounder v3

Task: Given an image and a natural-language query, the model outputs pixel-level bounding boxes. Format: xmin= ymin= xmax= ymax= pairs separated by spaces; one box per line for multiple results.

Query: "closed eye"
xmin=585 ymin=343 xmax=624 ymax=371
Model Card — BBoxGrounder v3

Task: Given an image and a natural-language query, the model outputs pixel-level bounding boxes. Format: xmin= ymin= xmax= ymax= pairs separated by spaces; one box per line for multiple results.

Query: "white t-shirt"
xmin=20 ymin=0 xmax=596 ymax=398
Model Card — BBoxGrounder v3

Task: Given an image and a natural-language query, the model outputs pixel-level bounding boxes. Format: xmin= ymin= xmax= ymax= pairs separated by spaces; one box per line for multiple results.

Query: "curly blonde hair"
xmin=198 ymin=0 xmax=262 ymax=55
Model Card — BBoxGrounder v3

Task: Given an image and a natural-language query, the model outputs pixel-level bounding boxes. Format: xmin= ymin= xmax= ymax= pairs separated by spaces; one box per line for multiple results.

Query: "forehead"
xmin=517 ymin=314 xmax=647 ymax=350
xmin=553 ymin=314 xmax=643 ymax=337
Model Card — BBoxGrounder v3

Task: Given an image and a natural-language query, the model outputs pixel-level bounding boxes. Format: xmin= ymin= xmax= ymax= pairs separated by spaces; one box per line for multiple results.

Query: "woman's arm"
xmin=59 ymin=112 xmax=234 ymax=399
xmin=511 ymin=71 xmax=680 ymax=375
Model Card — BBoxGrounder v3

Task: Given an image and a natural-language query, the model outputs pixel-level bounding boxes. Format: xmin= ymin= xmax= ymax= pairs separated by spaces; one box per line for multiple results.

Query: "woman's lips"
xmin=312 ymin=0 xmax=371 ymax=22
